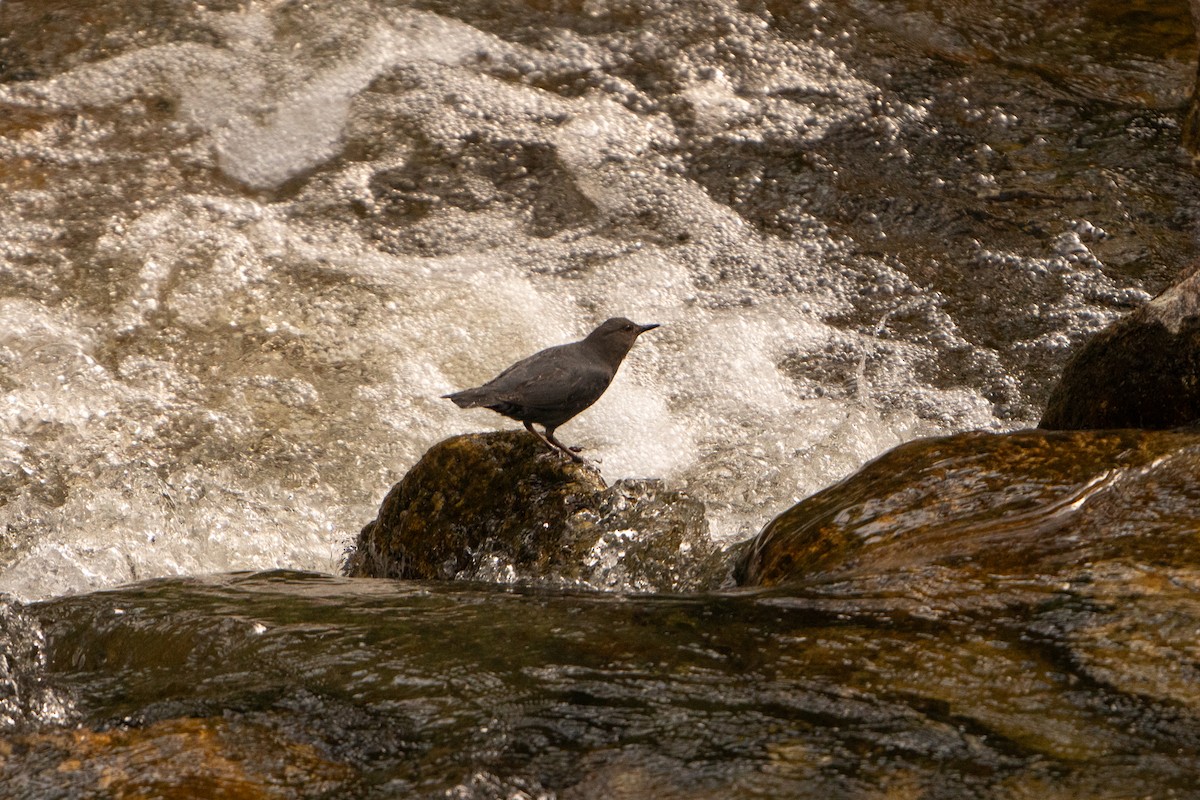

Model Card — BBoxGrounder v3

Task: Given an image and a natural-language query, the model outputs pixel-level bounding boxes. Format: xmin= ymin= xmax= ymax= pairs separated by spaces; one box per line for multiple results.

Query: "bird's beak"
xmin=638 ymin=323 xmax=661 ymax=334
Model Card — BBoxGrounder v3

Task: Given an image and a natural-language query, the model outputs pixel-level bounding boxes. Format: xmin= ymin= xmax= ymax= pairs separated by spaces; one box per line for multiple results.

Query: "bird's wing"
xmin=483 ymin=346 xmax=612 ymax=409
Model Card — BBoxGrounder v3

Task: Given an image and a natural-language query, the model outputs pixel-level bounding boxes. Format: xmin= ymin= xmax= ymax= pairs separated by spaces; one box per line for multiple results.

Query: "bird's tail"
xmin=442 ymin=388 xmax=488 ymax=408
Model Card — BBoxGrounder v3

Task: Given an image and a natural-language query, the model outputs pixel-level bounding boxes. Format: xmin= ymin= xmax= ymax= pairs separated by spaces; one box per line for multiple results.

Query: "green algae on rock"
xmin=345 ymin=430 xmax=718 ymax=591
xmin=736 ymin=427 xmax=1200 ymax=586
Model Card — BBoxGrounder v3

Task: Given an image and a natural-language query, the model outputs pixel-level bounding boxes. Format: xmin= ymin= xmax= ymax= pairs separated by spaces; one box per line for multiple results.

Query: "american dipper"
xmin=443 ymin=317 xmax=659 ymax=462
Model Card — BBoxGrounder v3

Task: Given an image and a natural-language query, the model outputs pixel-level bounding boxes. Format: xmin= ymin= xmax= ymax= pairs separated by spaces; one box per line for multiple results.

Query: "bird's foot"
xmin=535 ymin=448 xmax=594 ymax=466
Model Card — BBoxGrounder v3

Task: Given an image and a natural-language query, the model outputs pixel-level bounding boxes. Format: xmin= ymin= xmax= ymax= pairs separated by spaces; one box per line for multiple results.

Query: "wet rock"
xmin=1030 ymin=562 xmax=1200 ymax=710
xmin=1040 ymin=265 xmax=1200 ymax=429
xmin=30 ymin=568 xmax=1200 ymax=795
xmin=0 ymin=600 xmax=72 ymax=730
xmin=736 ymin=427 xmax=1200 ymax=586
xmin=1186 ymin=1 xmax=1200 ymax=155
xmin=1187 ymin=62 xmax=1200 ymax=156
xmin=344 ymin=430 xmax=717 ymax=591
xmin=0 ymin=716 xmax=356 ymax=797
xmin=732 ymin=422 xmax=1200 ymax=781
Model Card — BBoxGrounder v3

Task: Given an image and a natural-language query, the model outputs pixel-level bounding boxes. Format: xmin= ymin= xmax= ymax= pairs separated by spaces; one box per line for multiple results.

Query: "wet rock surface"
xmin=0 ymin=600 xmax=71 ymax=730
xmin=1040 ymin=264 xmax=1200 ymax=430
xmin=737 ymin=427 xmax=1200 ymax=586
xmin=1187 ymin=0 xmax=1200 ymax=155
xmin=12 ymin=569 xmax=1200 ymax=798
xmin=0 ymin=716 xmax=356 ymax=798
xmin=345 ymin=430 xmax=718 ymax=591
xmin=697 ymin=424 xmax=1200 ymax=794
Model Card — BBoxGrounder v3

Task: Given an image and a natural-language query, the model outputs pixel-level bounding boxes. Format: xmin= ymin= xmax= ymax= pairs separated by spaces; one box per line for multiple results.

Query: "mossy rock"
xmin=736 ymin=427 xmax=1200 ymax=586
xmin=345 ymin=430 xmax=718 ymax=590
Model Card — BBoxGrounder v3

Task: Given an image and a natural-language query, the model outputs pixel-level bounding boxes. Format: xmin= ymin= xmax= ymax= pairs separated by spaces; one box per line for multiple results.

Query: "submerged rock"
xmin=736 ymin=427 xmax=1200 ymax=586
xmin=345 ymin=430 xmax=718 ymax=591
xmin=1040 ymin=264 xmax=1200 ymax=429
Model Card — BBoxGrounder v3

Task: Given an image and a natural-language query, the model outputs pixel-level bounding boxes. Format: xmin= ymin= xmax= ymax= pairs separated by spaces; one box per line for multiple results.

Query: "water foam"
xmin=0 ymin=0 xmax=1017 ymax=599
xmin=0 ymin=6 xmax=533 ymax=190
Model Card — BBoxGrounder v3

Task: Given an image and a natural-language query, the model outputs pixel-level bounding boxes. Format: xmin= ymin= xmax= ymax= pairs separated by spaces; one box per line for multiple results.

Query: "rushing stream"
xmin=2 ymin=0 xmax=1200 ymax=796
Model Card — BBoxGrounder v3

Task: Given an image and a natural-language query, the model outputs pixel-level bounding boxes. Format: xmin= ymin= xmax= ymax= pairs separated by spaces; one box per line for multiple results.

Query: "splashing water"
xmin=1 ymin=0 xmax=1194 ymax=600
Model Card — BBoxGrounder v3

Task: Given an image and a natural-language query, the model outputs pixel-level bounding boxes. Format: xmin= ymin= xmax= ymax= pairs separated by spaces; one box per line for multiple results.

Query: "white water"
xmin=0 ymin=0 xmax=1045 ymax=600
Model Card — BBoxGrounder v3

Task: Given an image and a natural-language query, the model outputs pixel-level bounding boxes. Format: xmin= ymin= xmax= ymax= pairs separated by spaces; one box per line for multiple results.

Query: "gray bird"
xmin=443 ymin=317 xmax=660 ymax=462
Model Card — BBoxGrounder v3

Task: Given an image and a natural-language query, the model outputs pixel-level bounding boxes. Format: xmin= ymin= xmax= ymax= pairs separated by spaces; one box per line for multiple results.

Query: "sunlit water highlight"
xmin=0 ymin=0 xmax=1196 ymax=601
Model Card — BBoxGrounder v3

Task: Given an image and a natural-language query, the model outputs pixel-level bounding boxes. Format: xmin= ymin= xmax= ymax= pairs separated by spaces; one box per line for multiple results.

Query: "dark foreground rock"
xmin=1040 ymin=265 xmax=1200 ymax=429
xmin=345 ymin=430 xmax=719 ymax=591
xmin=19 ymin=562 xmax=1200 ymax=797
xmin=737 ymin=427 xmax=1200 ymax=586
xmin=1187 ymin=0 xmax=1200 ymax=154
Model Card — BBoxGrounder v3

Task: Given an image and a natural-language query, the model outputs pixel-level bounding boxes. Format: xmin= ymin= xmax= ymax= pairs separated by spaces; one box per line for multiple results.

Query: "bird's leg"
xmin=543 ymin=426 xmax=586 ymax=463
xmin=523 ymin=421 xmax=584 ymax=463
xmin=523 ymin=421 xmax=570 ymax=460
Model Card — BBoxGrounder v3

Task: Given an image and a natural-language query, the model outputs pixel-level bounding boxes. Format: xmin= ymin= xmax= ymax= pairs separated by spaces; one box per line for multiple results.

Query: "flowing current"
xmin=0 ymin=0 xmax=1195 ymax=601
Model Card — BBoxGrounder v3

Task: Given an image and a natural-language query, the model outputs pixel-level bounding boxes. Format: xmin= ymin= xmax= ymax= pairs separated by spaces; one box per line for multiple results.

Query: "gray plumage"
xmin=443 ymin=317 xmax=659 ymax=462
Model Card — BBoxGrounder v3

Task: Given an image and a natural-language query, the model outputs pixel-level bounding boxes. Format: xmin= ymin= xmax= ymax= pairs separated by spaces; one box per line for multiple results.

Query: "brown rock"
xmin=736 ymin=427 xmax=1200 ymax=587
xmin=1040 ymin=265 xmax=1200 ymax=430
xmin=1186 ymin=1 xmax=1200 ymax=155
xmin=345 ymin=430 xmax=717 ymax=591
xmin=0 ymin=717 xmax=355 ymax=798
